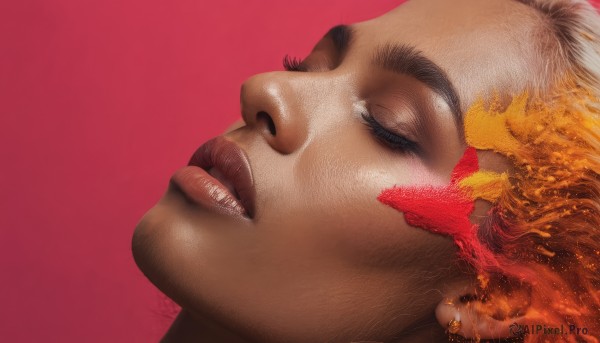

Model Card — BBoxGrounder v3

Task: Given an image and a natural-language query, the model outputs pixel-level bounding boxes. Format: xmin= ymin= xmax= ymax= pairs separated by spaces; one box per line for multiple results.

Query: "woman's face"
xmin=133 ymin=0 xmax=547 ymax=341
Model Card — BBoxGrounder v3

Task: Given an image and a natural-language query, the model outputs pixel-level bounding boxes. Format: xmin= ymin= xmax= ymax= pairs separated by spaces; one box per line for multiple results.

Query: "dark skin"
xmin=132 ymin=0 xmax=551 ymax=341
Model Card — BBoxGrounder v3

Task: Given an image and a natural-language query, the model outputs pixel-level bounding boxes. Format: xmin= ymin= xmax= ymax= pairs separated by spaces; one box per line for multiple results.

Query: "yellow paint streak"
xmin=464 ymin=96 xmax=522 ymax=155
xmin=459 ymin=171 xmax=509 ymax=203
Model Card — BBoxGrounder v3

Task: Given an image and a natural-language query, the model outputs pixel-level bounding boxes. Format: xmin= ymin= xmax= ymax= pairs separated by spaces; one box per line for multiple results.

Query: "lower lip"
xmin=170 ymin=166 xmax=247 ymax=217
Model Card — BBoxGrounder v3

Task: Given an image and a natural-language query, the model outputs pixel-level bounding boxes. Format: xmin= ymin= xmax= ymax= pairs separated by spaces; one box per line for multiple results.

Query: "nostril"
xmin=256 ymin=111 xmax=276 ymax=136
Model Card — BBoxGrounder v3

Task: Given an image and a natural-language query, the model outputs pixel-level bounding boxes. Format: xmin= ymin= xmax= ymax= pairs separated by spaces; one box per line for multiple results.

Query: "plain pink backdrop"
xmin=1 ymin=1 xmax=599 ymax=342
xmin=0 ymin=1 xmax=400 ymax=342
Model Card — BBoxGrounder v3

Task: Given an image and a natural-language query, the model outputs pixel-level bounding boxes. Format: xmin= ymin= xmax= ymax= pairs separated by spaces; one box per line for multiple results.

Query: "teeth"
xmin=208 ymin=167 xmax=239 ymax=200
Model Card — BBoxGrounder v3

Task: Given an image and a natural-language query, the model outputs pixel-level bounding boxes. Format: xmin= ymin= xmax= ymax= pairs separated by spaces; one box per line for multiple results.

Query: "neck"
xmin=161 ymin=309 xmax=446 ymax=343
xmin=160 ymin=309 xmax=249 ymax=343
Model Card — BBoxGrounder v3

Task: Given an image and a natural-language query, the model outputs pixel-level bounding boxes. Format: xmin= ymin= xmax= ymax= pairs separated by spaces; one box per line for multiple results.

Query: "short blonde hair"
xmin=517 ymin=0 xmax=600 ymax=95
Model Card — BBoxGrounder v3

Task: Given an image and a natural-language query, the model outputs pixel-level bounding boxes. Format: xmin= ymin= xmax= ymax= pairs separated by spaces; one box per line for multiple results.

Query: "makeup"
xmin=171 ymin=166 xmax=247 ymax=216
xmin=378 ymin=147 xmax=498 ymax=268
xmin=170 ymin=136 xmax=256 ymax=219
xmin=380 ymin=87 xmax=600 ymax=340
xmin=459 ymin=170 xmax=508 ymax=203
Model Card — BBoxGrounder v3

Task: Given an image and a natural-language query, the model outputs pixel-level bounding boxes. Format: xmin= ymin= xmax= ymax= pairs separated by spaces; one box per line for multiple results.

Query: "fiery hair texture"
xmin=464 ymin=88 xmax=600 ymax=342
xmin=380 ymin=88 xmax=600 ymax=342
xmin=471 ymin=1 xmax=600 ymax=342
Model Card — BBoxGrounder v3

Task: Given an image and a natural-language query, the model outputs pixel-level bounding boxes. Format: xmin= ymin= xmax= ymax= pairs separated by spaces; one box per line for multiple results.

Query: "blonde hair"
xmin=517 ymin=0 xmax=600 ymax=95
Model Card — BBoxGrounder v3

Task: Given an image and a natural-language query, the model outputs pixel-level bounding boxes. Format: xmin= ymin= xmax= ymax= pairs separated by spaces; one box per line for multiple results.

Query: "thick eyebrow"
xmin=373 ymin=44 xmax=463 ymax=129
xmin=322 ymin=25 xmax=462 ymax=129
xmin=323 ymin=25 xmax=353 ymax=55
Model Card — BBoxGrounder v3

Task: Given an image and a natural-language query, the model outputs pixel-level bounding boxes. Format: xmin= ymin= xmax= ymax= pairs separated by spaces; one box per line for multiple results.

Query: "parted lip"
xmin=187 ymin=136 xmax=256 ymax=218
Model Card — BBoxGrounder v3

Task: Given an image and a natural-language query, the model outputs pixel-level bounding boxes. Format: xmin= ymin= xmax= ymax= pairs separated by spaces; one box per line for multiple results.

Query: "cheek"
xmin=289 ymin=134 xmax=455 ymax=270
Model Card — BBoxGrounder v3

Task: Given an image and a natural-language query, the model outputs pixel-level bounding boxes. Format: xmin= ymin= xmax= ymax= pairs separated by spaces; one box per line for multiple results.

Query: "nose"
xmin=240 ymin=71 xmax=311 ymax=154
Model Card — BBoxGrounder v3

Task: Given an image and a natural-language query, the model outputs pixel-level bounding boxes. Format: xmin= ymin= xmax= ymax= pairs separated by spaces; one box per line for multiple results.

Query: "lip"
xmin=170 ymin=136 xmax=255 ymax=219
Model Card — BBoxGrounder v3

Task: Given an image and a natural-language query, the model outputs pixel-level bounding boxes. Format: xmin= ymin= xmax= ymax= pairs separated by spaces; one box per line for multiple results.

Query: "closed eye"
xmin=361 ymin=112 xmax=421 ymax=155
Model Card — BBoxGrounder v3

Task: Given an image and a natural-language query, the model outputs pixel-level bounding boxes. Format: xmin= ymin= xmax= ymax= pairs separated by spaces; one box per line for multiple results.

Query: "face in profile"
xmin=132 ymin=0 xmax=600 ymax=342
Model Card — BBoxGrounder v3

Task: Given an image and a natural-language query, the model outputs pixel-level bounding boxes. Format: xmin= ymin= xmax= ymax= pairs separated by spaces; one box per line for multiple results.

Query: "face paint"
xmin=459 ymin=170 xmax=508 ymax=203
xmin=378 ymin=147 xmax=499 ymax=269
xmin=379 ymin=88 xmax=600 ymax=339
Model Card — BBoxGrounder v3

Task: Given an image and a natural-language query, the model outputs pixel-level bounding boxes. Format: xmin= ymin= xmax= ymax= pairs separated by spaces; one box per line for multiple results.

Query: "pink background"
xmin=1 ymin=1 xmax=599 ymax=342
xmin=0 ymin=1 xmax=399 ymax=342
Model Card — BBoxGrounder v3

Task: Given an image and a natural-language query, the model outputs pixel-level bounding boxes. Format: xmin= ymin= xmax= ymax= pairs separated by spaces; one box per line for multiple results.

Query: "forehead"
xmin=350 ymin=0 xmax=545 ymax=109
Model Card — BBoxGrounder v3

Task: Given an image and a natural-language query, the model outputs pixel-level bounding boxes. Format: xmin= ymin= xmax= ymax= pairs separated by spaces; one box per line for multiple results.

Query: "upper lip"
xmin=188 ymin=136 xmax=256 ymax=218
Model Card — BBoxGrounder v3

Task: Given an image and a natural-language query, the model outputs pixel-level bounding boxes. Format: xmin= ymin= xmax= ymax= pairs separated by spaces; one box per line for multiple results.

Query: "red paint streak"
xmin=378 ymin=147 xmax=497 ymax=267
xmin=450 ymin=146 xmax=478 ymax=183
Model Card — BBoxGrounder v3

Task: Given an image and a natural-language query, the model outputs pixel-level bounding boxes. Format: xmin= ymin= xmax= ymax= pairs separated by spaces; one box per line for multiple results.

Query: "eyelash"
xmin=361 ymin=112 xmax=420 ymax=154
xmin=282 ymin=55 xmax=306 ymax=72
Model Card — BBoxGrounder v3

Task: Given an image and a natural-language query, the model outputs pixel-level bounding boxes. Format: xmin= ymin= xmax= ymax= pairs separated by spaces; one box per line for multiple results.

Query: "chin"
xmin=132 ymin=193 xmax=195 ymax=306
xmin=132 ymin=202 xmax=175 ymax=294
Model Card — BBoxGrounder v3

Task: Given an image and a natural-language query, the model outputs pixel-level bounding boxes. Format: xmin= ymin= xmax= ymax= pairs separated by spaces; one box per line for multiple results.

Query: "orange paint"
xmin=380 ymin=86 xmax=600 ymax=342
xmin=463 ymin=88 xmax=600 ymax=342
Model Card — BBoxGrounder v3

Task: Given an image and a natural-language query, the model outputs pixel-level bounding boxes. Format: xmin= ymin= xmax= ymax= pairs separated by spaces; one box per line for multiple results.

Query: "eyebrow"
xmin=374 ymin=44 xmax=462 ymax=127
xmin=324 ymin=25 xmax=463 ymax=129
xmin=324 ymin=25 xmax=352 ymax=55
